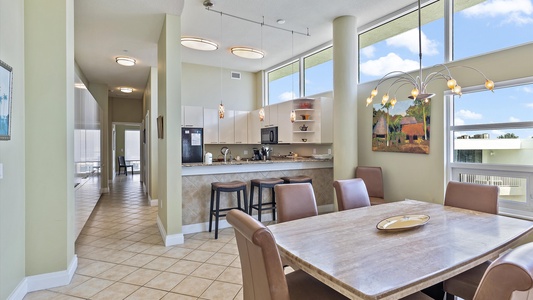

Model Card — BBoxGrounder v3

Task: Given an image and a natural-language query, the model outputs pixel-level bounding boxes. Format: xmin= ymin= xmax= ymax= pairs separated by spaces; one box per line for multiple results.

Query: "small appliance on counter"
xmin=261 ymin=146 xmax=273 ymax=160
xmin=204 ymin=152 xmax=212 ymax=165
xmin=252 ymin=148 xmax=263 ymax=160
xmin=182 ymin=127 xmax=203 ymax=163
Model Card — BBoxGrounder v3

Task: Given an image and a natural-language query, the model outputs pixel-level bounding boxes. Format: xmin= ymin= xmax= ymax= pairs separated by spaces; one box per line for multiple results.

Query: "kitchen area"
xmin=180 ymin=97 xmax=335 ymax=233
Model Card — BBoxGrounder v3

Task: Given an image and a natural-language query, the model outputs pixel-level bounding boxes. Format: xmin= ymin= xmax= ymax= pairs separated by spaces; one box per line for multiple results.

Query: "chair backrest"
xmin=444 ymin=181 xmax=499 ymax=214
xmin=227 ymin=209 xmax=290 ymax=300
xmin=118 ymin=155 xmax=126 ymax=166
xmin=274 ymin=183 xmax=318 ymax=223
xmin=473 ymin=242 xmax=533 ymax=300
xmin=355 ymin=166 xmax=384 ymax=198
xmin=333 ymin=178 xmax=371 ymax=211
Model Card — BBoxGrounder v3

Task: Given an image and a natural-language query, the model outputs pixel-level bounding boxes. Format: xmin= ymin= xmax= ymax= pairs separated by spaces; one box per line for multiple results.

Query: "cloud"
xmin=360 ymin=53 xmax=419 ymax=77
xmin=279 ymin=91 xmax=297 ymax=101
xmin=454 ymin=118 xmax=465 ymax=126
xmin=526 ymin=103 xmax=533 ymax=108
xmin=461 ymin=0 xmax=533 ymax=25
xmin=523 ymin=86 xmax=533 ymax=93
xmin=386 ymin=29 xmax=439 ymax=56
xmin=456 ymin=109 xmax=483 ymax=120
xmin=360 ymin=45 xmax=376 ymax=58
xmin=509 ymin=116 xmax=521 ymax=122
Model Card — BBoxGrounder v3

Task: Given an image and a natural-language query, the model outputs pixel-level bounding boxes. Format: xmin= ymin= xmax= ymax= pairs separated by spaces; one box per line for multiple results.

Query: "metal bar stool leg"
xmin=257 ymin=185 xmax=263 ymax=222
xmin=215 ymin=189 xmax=221 ymax=239
xmin=209 ymin=187 xmax=215 ymax=233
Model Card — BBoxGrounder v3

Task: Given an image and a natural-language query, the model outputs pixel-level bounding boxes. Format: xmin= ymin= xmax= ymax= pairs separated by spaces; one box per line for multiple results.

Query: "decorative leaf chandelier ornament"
xmin=366 ymin=0 xmax=494 ymax=108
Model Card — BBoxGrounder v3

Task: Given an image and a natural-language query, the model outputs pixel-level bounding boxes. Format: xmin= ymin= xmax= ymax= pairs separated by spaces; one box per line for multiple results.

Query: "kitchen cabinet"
xmin=203 ymin=108 xmax=219 ymax=144
xmin=218 ymin=110 xmax=235 ymax=144
xmin=276 ymin=101 xmax=293 ymax=143
xmin=248 ymin=109 xmax=262 ymax=144
xmin=234 ymin=110 xmax=248 ymax=144
xmin=262 ymin=105 xmax=278 ymax=128
xmin=182 ymin=106 xmax=204 ymax=127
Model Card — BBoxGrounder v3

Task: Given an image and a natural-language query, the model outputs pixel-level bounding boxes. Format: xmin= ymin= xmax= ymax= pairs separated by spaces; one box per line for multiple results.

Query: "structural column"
xmin=333 ymin=16 xmax=358 ymax=181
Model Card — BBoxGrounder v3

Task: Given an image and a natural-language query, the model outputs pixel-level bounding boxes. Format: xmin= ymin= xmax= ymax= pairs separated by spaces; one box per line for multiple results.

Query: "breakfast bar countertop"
xmin=181 ymin=157 xmax=333 ymax=176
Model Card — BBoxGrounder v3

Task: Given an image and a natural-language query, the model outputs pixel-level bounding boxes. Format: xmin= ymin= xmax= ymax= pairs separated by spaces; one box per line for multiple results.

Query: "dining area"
xmin=225 ymin=174 xmax=533 ymax=300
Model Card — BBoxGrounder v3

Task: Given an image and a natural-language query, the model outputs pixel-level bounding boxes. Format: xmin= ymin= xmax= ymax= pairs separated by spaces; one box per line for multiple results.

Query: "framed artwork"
xmin=0 ymin=60 xmax=13 ymax=140
xmin=157 ymin=115 xmax=164 ymax=139
xmin=372 ymin=98 xmax=430 ymax=154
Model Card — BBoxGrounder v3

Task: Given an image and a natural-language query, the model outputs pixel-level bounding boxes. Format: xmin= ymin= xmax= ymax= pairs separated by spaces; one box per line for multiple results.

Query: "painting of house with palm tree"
xmin=372 ymin=98 xmax=430 ymax=154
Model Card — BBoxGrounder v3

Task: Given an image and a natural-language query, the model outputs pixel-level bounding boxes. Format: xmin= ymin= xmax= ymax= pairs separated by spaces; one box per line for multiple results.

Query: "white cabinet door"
xmin=234 ymin=111 xmax=248 ymax=144
xmin=248 ymin=109 xmax=262 ymax=144
xmin=203 ymin=108 xmax=219 ymax=144
xmin=276 ymin=101 xmax=293 ymax=143
xmin=218 ymin=110 xmax=235 ymax=144
xmin=319 ymin=97 xmax=333 ymax=144
xmin=182 ymin=106 xmax=204 ymax=127
xmin=263 ymin=104 xmax=278 ymax=127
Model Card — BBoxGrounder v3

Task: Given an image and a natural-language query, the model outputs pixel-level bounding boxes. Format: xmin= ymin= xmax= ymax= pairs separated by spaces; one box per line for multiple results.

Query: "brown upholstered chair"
xmin=355 ymin=166 xmax=385 ymax=205
xmin=443 ymin=180 xmax=500 ymax=300
xmin=333 ymin=178 xmax=371 ymax=211
xmin=226 ymin=209 xmax=348 ymax=300
xmin=274 ymin=183 xmax=318 ymax=223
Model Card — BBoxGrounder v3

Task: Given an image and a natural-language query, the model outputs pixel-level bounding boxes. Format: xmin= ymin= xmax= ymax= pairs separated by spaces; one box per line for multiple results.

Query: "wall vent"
xmin=231 ymin=71 xmax=241 ymax=80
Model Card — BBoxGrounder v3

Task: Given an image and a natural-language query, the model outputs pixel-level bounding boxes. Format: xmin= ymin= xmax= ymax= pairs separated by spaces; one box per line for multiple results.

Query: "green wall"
xmin=0 ymin=0 xmax=26 ymax=298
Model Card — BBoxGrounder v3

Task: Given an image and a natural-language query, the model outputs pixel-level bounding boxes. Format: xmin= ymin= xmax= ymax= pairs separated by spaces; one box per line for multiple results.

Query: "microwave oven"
xmin=261 ymin=126 xmax=278 ymax=144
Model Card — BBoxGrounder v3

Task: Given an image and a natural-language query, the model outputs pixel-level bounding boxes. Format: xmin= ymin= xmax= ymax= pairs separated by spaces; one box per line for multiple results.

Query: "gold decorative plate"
xmin=376 ymin=214 xmax=430 ymax=231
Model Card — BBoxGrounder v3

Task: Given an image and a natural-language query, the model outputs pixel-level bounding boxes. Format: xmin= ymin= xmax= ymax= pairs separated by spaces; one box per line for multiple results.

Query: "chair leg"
xmin=214 ymin=190 xmax=220 ymax=239
xmin=272 ymin=187 xmax=276 ymax=221
xmin=446 ymin=293 xmax=455 ymax=300
xmin=249 ymin=185 xmax=254 ymax=215
xmin=209 ymin=188 xmax=214 ymax=233
xmin=257 ymin=185 xmax=263 ymax=222
xmin=243 ymin=187 xmax=248 ymax=213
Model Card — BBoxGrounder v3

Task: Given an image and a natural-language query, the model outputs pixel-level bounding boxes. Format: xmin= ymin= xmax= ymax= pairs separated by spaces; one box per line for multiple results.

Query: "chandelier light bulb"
xmin=381 ymin=94 xmax=389 ymax=105
xmin=485 ymin=79 xmax=495 ymax=91
xmin=390 ymin=97 xmax=397 ymax=107
xmin=453 ymin=85 xmax=462 ymax=95
xmin=447 ymin=78 xmax=457 ymax=90
xmin=411 ymin=88 xmax=419 ymax=99
xmin=366 ymin=97 xmax=373 ymax=107
xmin=371 ymin=89 xmax=378 ymax=98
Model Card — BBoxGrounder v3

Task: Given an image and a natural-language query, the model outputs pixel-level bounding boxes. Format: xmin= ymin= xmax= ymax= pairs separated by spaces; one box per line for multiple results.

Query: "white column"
xmin=333 ymin=16 xmax=358 ymax=181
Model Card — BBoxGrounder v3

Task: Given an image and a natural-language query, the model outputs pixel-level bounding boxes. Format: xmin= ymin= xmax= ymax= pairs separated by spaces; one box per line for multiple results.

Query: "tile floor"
xmin=24 ymin=174 xmax=248 ymax=300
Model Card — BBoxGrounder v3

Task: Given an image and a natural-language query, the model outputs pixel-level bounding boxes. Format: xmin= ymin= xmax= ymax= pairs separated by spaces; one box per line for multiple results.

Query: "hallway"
xmin=24 ymin=175 xmax=243 ymax=300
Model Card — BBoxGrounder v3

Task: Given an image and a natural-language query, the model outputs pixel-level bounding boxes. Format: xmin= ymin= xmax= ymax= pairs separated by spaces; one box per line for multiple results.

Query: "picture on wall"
xmin=0 ymin=59 xmax=13 ymax=141
xmin=372 ymin=98 xmax=430 ymax=154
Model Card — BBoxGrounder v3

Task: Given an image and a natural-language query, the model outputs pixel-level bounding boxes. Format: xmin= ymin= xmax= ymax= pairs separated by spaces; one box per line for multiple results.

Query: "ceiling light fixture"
xmin=230 ymin=47 xmax=264 ymax=59
xmin=366 ymin=0 xmax=494 ymax=108
xmin=115 ymin=57 xmax=136 ymax=67
xmin=181 ymin=37 xmax=218 ymax=51
xmin=120 ymin=87 xmax=133 ymax=93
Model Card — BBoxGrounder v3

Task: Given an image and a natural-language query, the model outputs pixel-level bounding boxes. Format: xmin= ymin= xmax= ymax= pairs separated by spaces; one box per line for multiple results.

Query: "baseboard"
xmin=7 ymin=278 xmax=27 ymax=300
xmin=148 ymin=194 xmax=158 ymax=207
xmin=157 ymin=215 xmax=184 ymax=246
xmin=100 ymin=187 xmax=109 ymax=193
xmin=8 ymin=255 xmax=78 ymax=299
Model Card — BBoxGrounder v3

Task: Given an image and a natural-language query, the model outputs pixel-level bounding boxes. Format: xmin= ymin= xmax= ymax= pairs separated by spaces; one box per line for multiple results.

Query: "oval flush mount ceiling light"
xmin=181 ymin=37 xmax=218 ymax=51
xmin=120 ymin=87 xmax=133 ymax=93
xmin=230 ymin=47 xmax=264 ymax=59
xmin=115 ymin=57 xmax=136 ymax=66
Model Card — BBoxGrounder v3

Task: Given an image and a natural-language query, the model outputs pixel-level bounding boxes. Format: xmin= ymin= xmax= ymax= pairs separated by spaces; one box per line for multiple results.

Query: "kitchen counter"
xmin=182 ymin=157 xmax=333 ymax=176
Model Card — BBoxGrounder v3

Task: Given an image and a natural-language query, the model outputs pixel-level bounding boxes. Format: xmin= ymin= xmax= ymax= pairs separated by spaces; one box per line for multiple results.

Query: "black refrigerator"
xmin=182 ymin=127 xmax=204 ymax=163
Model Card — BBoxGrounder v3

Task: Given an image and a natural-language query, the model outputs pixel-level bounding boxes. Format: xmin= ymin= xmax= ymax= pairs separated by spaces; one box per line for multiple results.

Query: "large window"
xmin=125 ymin=130 xmax=140 ymax=171
xmin=304 ymin=47 xmax=333 ymax=97
xmin=359 ymin=0 xmax=444 ymax=83
xmin=449 ymin=79 xmax=533 ymax=218
xmin=454 ymin=0 xmax=533 ymax=60
xmin=267 ymin=61 xmax=300 ymax=105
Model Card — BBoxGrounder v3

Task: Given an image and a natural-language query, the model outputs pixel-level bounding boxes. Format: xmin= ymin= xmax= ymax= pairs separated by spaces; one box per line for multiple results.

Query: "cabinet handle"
xmin=236 ymin=142 xmax=242 ymax=144
xmin=184 ymin=124 xmax=194 ymax=127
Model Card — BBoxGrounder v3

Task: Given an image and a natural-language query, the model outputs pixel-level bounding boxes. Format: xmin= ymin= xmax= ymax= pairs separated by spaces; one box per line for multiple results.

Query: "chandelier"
xmin=366 ymin=0 xmax=494 ymax=108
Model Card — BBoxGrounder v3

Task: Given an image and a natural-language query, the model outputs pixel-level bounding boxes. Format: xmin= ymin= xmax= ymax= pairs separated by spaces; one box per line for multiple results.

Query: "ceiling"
xmin=74 ymin=0 xmax=415 ymax=100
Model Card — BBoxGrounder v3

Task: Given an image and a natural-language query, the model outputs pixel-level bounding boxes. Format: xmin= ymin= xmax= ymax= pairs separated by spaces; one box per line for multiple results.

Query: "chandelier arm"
xmin=385 ymin=77 xmax=418 ymax=95
xmin=374 ymin=71 xmax=418 ymax=90
xmin=445 ymin=65 xmax=491 ymax=80
xmin=423 ymin=71 xmax=452 ymax=86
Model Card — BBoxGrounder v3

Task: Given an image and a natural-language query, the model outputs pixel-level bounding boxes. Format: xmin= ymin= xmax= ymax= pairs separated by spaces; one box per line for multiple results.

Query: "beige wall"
xmin=357 ymin=43 xmax=533 ymax=204
xmin=182 ymin=63 xmax=256 ymax=111
xmin=143 ymin=67 xmax=158 ymax=201
xmin=0 ymin=0 xmax=26 ymax=297
xmin=111 ymin=97 xmax=143 ymax=123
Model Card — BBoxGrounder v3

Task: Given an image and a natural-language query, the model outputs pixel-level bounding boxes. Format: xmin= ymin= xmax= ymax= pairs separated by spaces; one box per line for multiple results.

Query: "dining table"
xmin=267 ymin=199 xmax=533 ymax=300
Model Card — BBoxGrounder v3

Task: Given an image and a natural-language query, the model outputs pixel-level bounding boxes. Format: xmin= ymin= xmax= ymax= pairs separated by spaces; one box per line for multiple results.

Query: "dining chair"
xmin=274 ymin=183 xmax=318 ymax=223
xmin=226 ymin=209 xmax=348 ymax=300
xmin=443 ymin=180 xmax=500 ymax=300
xmin=333 ymin=178 xmax=371 ymax=211
xmin=117 ymin=155 xmax=134 ymax=176
xmin=355 ymin=166 xmax=386 ymax=205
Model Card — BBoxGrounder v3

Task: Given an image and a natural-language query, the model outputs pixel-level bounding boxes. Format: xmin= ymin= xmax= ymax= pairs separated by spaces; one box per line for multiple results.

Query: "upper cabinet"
xmin=218 ymin=110 xmax=235 ymax=144
xmin=203 ymin=108 xmax=219 ymax=144
xmin=248 ymin=109 xmax=262 ymax=144
xmin=276 ymin=101 xmax=293 ymax=144
xmin=182 ymin=106 xmax=204 ymax=127
xmin=234 ymin=111 xmax=248 ymax=144
xmin=262 ymin=105 xmax=278 ymax=128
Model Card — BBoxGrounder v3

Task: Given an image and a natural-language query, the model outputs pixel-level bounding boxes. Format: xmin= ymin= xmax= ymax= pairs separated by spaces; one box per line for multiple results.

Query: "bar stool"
xmin=281 ymin=175 xmax=312 ymax=184
xmin=209 ymin=181 xmax=248 ymax=239
xmin=249 ymin=178 xmax=284 ymax=222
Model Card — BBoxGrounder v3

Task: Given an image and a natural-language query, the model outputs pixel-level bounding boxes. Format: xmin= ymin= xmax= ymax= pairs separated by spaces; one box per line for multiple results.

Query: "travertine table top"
xmin=268 ymin=200 xmax=533 ymax=300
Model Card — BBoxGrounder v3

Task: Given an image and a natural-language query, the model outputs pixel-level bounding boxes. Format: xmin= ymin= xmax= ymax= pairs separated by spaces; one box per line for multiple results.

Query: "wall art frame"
xmin=0 ymin=59 xmax=13 ymax=141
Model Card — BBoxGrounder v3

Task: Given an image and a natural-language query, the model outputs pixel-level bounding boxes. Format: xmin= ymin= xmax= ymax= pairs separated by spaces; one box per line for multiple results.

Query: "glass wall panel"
xmin=268 ymin=60 xmax=300 ymax=105
xmin=304 ymin=47 xmax=333 ymax=96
